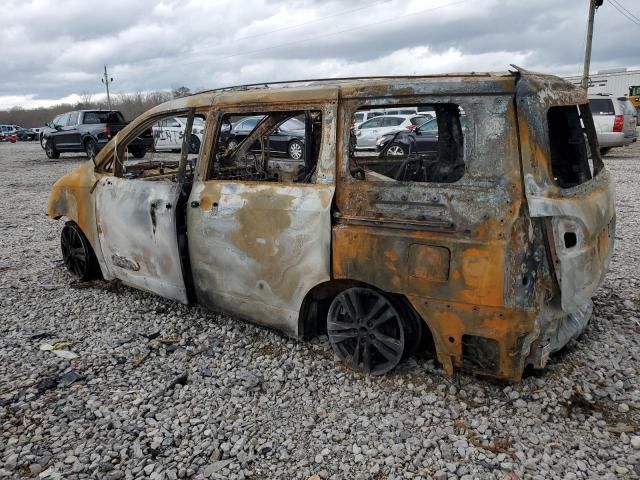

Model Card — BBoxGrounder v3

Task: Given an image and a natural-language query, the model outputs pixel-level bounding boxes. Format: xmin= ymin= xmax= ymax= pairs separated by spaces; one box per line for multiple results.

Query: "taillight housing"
xmin=103 ymin=126 xmax=111 ymax=138
xmin=405 ymin=124 xmax=416 ymax=130
xmin=613 ymin=115 xmax=624 ymax=132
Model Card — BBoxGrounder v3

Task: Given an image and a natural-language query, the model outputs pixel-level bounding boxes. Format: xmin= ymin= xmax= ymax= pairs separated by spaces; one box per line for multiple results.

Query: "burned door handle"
xmin=190 ymin=201 xmax=200 ymax=208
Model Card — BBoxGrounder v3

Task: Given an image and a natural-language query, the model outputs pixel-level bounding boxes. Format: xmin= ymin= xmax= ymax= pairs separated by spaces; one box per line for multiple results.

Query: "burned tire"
xmin=45 ymin=139 xmax=60 ymax=159
xmin=327 ymin=287 xmax=406 ymax=375
xmin=60 ymin=223 xmax=99 ymax=281
xmin=189 ymin=135 xmax=201 ymax=154
xmin=84 ymin=138 xmax=98 ymax=161
xmin=288 ymin=140 xmax=304 ymax=160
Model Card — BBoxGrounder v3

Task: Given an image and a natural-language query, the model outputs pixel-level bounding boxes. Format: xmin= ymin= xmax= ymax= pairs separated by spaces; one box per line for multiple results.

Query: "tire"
xmin=189 ymin=135 xmax=201 ymax=154
xmin=600 ymin=147 xmax=611 ymax=156
xmin=60 ymin=223 xmax=100 ymax=281
xmin=40 ymin=133 xmax=46 ymax=149
xmin=327 ymin=287 xmax=406 ymax=375
xmin=288 ymin=139 xmax=304 ymax=160
xmin=385 ymin=143 xmax=407 ymax=157
xmin=131 ymin=148 xmax=146 ymax=159
xmin=84 ymin=138 xmax=98 ymax=161
xmin=45 ymin=139 xmax=60 ymax=159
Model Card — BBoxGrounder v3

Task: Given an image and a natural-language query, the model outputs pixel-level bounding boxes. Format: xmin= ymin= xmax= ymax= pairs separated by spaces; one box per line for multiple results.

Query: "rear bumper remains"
xmin=525 ymin=300 xmax=592 ymax=370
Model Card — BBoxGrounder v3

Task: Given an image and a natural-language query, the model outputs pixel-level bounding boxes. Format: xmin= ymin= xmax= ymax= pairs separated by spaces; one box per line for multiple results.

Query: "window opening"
xmin=209 ymin=110 xmax=322 ymax=183
xmin=349 ymin=104 xmax=464 ymax=183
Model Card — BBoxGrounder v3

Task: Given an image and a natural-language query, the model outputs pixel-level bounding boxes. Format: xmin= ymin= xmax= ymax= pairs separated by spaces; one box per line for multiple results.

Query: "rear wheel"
xmin=131 ymin=148 xmax=146 ymax=159
xmin=45 ymin=139 xmax=60 ymax=159
xmin=60 ymin=223 xmax=99 ymax=281
xmin=386 ymin=143 xmax=407 ymax=157
xmin=288 ymin=140 xmax=304 ymax=160
xmin=327 ymin=287 xmax=406 ymax=375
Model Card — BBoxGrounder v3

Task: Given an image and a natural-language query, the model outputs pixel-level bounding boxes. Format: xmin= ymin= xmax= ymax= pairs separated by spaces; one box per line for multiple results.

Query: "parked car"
xmin=152 ymin=116 xmax=206 ymax=153
xmin=354 ymin=114 xmax=427 ymax=150
xmin=354 ymin=110 xmax=384 ymax=128
xmin=42 ymin=110 xmax=153 ymax=160
xmin=375 ymin=116 xmax=466 ymax=157
xmin=48 ymin=70 xmax=614 ymax=381
xmin=589 ymin=94 xmax=637 ymax=155
xmin=0 ymin=125 xmax=20 ymax=142
xmin=13 ymin=128 xmax=37 ymax=141
xmin=225 ymin=115 xmax=306 ymax=160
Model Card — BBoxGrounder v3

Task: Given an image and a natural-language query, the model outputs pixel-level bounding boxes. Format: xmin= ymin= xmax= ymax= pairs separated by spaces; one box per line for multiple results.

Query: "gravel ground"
xmin=1 ymin=141 xmax=639 ymax=480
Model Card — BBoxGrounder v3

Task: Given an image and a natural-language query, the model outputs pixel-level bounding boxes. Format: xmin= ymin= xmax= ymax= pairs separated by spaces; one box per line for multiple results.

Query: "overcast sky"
xmin=2 ymin=0 xmax=639 ymax=109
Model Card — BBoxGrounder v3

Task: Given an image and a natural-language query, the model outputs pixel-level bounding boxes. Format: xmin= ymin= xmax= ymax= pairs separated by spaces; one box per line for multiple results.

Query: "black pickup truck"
xmin=43 ymin=110 xmax=153 ymax=160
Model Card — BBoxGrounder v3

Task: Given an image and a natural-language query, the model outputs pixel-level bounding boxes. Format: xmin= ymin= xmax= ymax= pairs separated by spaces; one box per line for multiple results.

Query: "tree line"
xmin=0 ymin=87 xmax=192 ymax=128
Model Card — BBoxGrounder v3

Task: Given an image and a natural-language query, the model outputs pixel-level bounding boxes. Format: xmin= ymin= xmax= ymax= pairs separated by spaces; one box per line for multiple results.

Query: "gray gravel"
xmin=1 ymin=141 xmax=639 ymax=480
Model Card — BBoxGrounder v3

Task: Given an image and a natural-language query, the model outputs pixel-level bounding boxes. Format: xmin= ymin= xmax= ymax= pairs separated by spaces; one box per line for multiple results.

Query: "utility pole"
xmin=582 ymin=0 xmax=604 ymax=90
xmin=101 ymin=65 xmax=114 ymax=110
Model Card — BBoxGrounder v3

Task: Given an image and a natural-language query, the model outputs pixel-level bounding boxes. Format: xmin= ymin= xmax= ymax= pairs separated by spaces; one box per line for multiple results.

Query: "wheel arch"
xmin=297 ymin=279 xmax=434 ymax=350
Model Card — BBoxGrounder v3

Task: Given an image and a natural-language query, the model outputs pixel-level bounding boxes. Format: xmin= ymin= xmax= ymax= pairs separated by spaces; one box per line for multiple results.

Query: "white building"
xmin=564 ymin=68 xmax=640 ymax=97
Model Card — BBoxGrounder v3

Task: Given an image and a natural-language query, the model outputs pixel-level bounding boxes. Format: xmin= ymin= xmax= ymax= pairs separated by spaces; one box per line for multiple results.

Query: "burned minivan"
xmin=48 ymin=67 xmax=615 ymax=381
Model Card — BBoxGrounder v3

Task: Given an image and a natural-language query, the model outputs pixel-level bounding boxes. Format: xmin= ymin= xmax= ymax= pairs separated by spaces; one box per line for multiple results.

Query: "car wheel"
xmin=60 ymin=222 xmax=100 ymax=281
xmin=40 ymin=133 xmax=47 ymax=149
xmin=288 ymin=139 xmax=304 ymax=160
xmin=327 ymin=287 xmax=406 ymax=375
xmin=189 ymin=134 xmax=201 ymax=154
xmin=84 ymin=138 xmax=98 ymax=161
xmin=600 ymin=147 xmax=611 ymax=156
xmin=386 ymin=143 xmax=407 ymax=157
xmin=45 ymin=139 xmax=60 ymax=159
xmin=227 ymin=139 xmax=238 ymax=150
xmin=131 ymin=148 xmax=146 ymax=159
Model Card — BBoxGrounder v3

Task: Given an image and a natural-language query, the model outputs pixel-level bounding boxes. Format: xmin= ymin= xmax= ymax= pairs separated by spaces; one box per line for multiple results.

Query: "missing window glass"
xmin=547 ymin=106 xmax=593 ymax=188
xmin=209 ymin=110 xmax=322 ymax=183
xmin=349 ymin=104 xmax=464 ymax=183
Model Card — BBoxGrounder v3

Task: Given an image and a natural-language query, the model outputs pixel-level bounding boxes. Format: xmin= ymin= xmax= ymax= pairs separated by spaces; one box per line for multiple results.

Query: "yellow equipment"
xmin=630 ymin=86 xmax=640 ymax=114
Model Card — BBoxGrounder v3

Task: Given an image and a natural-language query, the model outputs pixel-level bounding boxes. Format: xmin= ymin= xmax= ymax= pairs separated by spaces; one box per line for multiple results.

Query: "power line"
xmin=609 ymin=0 xmax=640 ymax=26
xmin=610 ymin=0 xmax=640 ymax=24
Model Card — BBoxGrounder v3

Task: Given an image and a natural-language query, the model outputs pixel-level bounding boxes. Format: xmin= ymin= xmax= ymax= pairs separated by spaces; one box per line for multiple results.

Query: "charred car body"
xmin=48 ymin=68 xmax=615 ymax=381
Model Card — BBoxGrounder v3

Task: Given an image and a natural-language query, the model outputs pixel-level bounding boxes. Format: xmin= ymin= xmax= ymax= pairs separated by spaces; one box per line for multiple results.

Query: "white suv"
xmin=355 ymin=115 xmax=427 ymax=150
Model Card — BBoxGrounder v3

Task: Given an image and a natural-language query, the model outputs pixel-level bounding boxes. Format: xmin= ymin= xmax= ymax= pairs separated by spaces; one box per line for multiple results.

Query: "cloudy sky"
xmin=2 ymin=0 xmax=639 ymax=109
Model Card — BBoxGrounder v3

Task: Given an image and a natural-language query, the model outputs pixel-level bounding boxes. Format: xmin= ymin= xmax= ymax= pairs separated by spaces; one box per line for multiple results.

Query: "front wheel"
xmin=189 ymin=135 xmax=201 ymax=154
xmin=45 ymin=139 xmax=60 ymax=159
xmin=327 ymin=287 xmax=406 ymax=375
xmin=61 ymin=223 xmax=99 ymax=281
xmin=288 ymin=139 xmax=304 ymax=160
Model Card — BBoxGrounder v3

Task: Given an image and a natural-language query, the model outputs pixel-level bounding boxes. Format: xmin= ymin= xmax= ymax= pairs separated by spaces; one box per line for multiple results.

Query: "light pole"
xmin=582 ymin=0 xmax=604 ymax=90
xmin=101 ymin=65 xmax=114 ymax=110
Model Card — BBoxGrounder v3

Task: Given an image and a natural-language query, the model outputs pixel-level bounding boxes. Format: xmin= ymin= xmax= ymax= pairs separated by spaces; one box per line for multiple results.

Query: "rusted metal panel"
xmin=95 ymin=177 xmax=188 ymax=303
xmin=188 ymin=181 xmax=334 ymax=336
